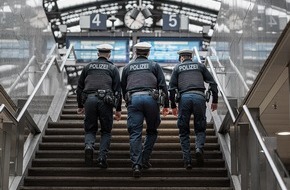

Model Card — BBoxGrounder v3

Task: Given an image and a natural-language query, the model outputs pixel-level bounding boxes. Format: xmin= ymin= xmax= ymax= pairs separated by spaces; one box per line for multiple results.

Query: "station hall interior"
xmin=1 ymin=0 xmax=290 ymax=190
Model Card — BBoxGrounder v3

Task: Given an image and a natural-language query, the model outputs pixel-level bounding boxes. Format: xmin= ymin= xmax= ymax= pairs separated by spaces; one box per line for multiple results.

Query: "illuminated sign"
xmin=139 ymin=37 xmax=202 ymax=63
xmin=66 ymin=37 xmax=130 ymax=63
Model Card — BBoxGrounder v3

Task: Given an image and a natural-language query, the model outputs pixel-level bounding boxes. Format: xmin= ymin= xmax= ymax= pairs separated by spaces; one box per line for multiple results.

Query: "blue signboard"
xmin=66 ymin=37 xmax=130 ymax=63
xmin=139 ymin=37 xmax=202 ymax=63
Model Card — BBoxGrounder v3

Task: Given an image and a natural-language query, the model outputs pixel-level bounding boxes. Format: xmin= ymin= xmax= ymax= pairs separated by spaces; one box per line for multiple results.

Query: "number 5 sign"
xmin=90 ymin=13 xmax=107 ymax=30
xmin=162 ymin=14 xmax=180 ymax=31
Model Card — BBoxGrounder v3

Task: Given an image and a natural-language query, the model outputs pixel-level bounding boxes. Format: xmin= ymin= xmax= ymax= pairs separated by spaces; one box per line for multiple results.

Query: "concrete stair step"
xmin=19 ymin=95 xmax=232 ymax=190
xmin=41 ymin=135 xmax=218 ymax=143
xmin=23 ymin=176 xmax=230 ymax=187
xmin=20 ymin=187 xmax=232 ymax=190
xmin=31 ymin=158 xmax=225 ymax=168
xmin=35 ymin=150 xmax=223 ymax=159
xmin=38 ymin=142 xmax=221 ymax=151
xmin=28 ymin=167 xmax=228 ymax=177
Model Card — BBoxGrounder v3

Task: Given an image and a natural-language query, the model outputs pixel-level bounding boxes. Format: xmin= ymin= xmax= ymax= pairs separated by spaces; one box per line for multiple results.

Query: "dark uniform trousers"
xmin=127 ymin=92 xmax=161 ymax=167
xmin=177 ymin=92 xmax=207 ymax=162
xmin=84 ymin=94 xmax=113 ymax=160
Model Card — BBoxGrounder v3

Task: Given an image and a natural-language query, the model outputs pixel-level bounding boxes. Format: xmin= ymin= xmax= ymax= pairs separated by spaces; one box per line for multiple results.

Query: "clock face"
xmin=124 ymin=10 xmax=145 ymax=30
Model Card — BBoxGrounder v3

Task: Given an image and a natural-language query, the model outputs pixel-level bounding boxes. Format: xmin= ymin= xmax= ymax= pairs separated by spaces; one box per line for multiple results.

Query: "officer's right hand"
xmin=114 ymin=111 xmax=121 ymax=121
xmin=172 ymin=108 xmax=178 ymax=117
xmin=77 ymin=108 xmax=84 ymax=114
xmin=211 ymin=103 xmax=218 ymax=111
xmin=162 ymin=108 xmax=169 ymax=117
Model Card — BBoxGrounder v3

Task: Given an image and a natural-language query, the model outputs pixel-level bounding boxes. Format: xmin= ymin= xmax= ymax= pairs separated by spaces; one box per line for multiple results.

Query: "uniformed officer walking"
xmin=121 ymin=42 xmax=169 ymax=177
xmin=76 ymin=44 xmax=122 ymax=168
xmin=169 ymin=49 xmax=218 ymax=169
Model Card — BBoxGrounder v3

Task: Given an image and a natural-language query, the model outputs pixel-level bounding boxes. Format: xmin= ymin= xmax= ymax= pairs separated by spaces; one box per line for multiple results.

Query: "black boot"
xmin=184 ymin=160 xmax=192 ymax=170
xmin=96 ymin=158 xmax=108 ymax=168
xmin=132 ymin=165 xmax=142 ymax=178
xmin=84 ymin=145 xmax=94 ymax=167
xmin=196 ymin=148 xmax=204 ymax=167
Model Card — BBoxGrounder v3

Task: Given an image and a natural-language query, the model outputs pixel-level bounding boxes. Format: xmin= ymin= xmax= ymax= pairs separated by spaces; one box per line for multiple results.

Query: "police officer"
xmin=76 ymin=44 xmax=122 ymax=168
xmin=121 ymin=42 xmax=169 ymax=177
xmin=169 ymin=49 xmax=218 ymax=169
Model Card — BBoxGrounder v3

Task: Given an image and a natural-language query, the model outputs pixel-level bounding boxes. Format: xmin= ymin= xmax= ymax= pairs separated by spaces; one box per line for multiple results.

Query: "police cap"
xmin=177 ymin=49 xmax=193 ymax=56
xmin=97 ymin=44 xmax=113 ymax=53
xmin=134 ymin=42 xmax=152 ymax=50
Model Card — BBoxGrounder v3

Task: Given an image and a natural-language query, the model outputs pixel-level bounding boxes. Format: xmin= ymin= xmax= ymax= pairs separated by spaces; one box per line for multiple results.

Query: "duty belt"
xmin=183 ymin=90 xmax=205 ymax=97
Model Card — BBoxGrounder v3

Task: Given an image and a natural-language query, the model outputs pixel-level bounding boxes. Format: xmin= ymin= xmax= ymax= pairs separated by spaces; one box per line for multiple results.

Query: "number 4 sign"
xmin=90 ymin=13 xmax=107 ymax=30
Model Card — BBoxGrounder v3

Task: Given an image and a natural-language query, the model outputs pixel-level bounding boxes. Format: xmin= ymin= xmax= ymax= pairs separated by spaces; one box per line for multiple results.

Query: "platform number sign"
xmin=162 ymin=14 xmax=180 ymax=31
xmin=90 ymin=13 xmax=107 ymax=30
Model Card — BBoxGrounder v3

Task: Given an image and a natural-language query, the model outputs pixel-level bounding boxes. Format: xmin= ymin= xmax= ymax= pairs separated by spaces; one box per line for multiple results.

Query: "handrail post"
xmin=230 ymin=125 xmax=238 ymax=175
xmin=239 ymin=123 xmax=249 ymax=190
xmin=248 ymin=108 xmax=260 ymax=190
xmin=243 ymin=105 xmax=288 ymax=190
xmin=263 ymin=137 xmax=278 ymax=190
xmin=1 ymin=121 xmax=12 ymax=190
xmin=15 ymin=117 xmax=25 ymax=176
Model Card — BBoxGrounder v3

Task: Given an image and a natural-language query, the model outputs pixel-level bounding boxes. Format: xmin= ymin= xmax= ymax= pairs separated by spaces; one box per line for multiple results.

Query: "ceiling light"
xmin=141 ymin=8 xmax=152 ymax=18
xmin=130 ymin=8 xmax=140 ymax=19
xmin=276 ymin=132 xmax=290 ymax=136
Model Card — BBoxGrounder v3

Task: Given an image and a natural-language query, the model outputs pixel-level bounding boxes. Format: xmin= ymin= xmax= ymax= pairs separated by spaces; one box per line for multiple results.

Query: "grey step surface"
xmin=20 ymin=95 xmax=233 ymax=190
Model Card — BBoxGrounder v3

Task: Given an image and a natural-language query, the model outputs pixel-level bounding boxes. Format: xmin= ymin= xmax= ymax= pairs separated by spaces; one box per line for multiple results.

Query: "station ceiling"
xmin=42 ymin=0 xmax=221 ymax=47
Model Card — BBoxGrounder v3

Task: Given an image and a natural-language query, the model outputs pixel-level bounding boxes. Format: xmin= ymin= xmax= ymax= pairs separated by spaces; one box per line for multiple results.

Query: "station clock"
xmin=124 ymin=10 xmax=145 ymax=30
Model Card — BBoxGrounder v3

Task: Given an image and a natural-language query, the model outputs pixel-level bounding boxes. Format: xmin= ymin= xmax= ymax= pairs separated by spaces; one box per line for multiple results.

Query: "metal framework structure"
xmin=43 ymin=0 xmax=221 ymax=48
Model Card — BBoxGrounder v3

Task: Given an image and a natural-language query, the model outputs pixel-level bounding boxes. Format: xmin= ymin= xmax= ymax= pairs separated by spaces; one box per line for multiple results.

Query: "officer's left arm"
xmin=76 ymin=66 xmax=87 ymax=109
xmin=168 ymin=67 xmax=178 ymax=109
xmin=112 ymin=67 xmax=122 ymax=112
xmin=120 ymin=66 xmax=128 ymax=100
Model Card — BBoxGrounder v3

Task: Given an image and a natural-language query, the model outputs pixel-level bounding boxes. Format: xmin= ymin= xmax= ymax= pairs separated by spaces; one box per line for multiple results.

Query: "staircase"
xmin=20 ymin=95 xmax=233 ymax=190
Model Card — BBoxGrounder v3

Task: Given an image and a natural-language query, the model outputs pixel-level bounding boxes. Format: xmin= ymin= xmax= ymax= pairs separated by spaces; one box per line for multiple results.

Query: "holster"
xmin=103 ymin=90 xmax=114 ymax=106
xmin=175 ymin=90 xmax=181 ymax=103
xmin=96 ymin=90 xmax=106 ymax=99
xmin=124 ymin=92 xmax=132 ymax=107
xmin=157 ymin=90 xmax=165 ymax=106
xmin=93 ymin=90 xmax=115 ymax=106
xmin=151 ymin=89 xmax=159 ymax=100
xmin=205 ymin=89 xmax=211 ymax=102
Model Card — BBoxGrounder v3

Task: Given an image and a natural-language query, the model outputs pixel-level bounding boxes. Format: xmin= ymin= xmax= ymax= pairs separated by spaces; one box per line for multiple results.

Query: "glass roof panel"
xmin=169 ymin=0 xmax=221 ymax=11
xmin=56 ymin=0 xmax=221 ymax=12
xmin=57 ymin=0 xmax=97 ymax=10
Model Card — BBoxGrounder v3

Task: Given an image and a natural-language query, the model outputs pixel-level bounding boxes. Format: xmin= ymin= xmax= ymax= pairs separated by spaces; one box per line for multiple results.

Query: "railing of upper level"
xmin=206 ymin=53 xmax=290 ymax=190
xmin=0 ymin=44 xmax=76 ymax=190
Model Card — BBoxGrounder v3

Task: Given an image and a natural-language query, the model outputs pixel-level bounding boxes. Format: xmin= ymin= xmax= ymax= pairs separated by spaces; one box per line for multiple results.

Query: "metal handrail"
xmin=16 ymin=56 xmax=59 ymax=122
xmin=60 ymin=44 xmax=76 ymax=71
xmin=209 ymin=46 xmax=224 ymax=68
xmin=41 ymin=44 xmax=58 ymax=70
xmin=8 ymin=56 xmax=37 ymax=94
xmin=207 ymin=54 xmax=288 ymax=189
xmin=228 ymin=57 xmax=249 ymax=91
xmin=0 ymin=104 xmax=18 ymax=125
xmin=193 ymin=46 xmax=202 ymax=63
xmin=209 ymin=46 xmax=248 ymax=92
xmin=206 ymin=56 xmax=236 ymax=121
xmin=242 ymin=105 xmax=288 ymax=190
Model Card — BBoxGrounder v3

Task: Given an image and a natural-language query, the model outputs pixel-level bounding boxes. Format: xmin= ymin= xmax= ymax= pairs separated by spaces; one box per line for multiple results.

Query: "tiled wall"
xmin=0 ymin=0 xmax=55 ymax=97
xmin=210 ymin=0 xmax=290 ymax=98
